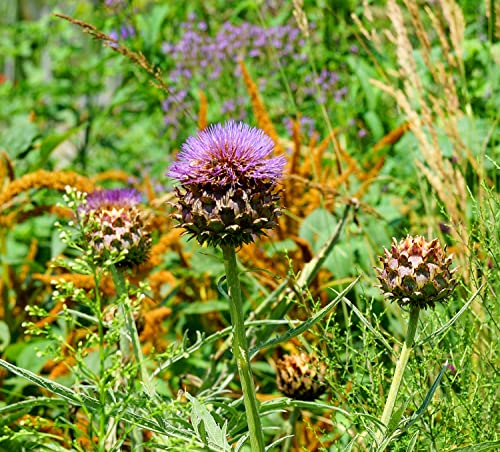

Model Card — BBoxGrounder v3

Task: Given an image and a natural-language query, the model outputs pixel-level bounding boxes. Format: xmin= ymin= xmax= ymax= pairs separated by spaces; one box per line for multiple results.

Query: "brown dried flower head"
xmin=275 ymin=353 xmax=327 ymax=401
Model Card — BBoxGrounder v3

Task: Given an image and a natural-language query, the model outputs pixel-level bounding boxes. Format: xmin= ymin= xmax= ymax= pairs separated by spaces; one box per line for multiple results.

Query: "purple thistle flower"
xmin=84 ymin=188 xmax=142 ymax=212
xmin=167 ymin=121 xmax=286 ymax=247
xmin=168 ymin=121 xmax=286 ymax=187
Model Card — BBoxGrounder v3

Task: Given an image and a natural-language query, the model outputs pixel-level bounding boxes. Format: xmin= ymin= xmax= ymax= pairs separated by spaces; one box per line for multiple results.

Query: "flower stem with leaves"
xmin=222 ymin=245 xmax=265 ymax=452
xmin=167 ymin=121 xmax=287 ymax=450
xmin=376 ymin=306 xmax=420 ymax=443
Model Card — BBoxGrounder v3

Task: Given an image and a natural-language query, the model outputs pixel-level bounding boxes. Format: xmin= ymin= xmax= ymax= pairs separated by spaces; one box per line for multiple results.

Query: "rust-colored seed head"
xmin=376 ymin=235 xmax=457 ymax=309
xmin=275 ymin=353 xmax=327 ymax=401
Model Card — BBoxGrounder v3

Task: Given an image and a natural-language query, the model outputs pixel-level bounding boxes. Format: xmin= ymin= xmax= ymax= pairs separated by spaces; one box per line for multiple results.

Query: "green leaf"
xmin=338 ymin=295 xmax=395 ymax=355
xmin=182 ymin=300 xmax=228 ymax=315
xmin=138 ymin=5 xmax=170 ymax=50
xmin=417 ymin=284 xmax=483 ymax=347
xmin=254 ymin=204 xmax=352 ymax=344
xmin=0 ymin=397 xmax=67 ymax=427
xmin=0 ymin=115 xmax=39 ymax=159
xmin=298 ymin=207 xmax=337 ymax=251
xmin=363 ymin=110 xmax=385 ymax=140
xmin=32 ymin=124 xmax=84 ymax=170
xmin=250 ymin=277 xmax=359 ymax=357
xmin=260 ymin=397 xmax=350 ymax=418
xmin=404 ymin=361 xmax=449 ymax=430
xmin=185 ymin=392 xmax=231 ymax=452
xmin=0 ymin=359 xmax=197 ymax=441
xmin=0 ymin=321 xmax=10 ymax=352
xmin=5 ymin=340 xmax=55 ymax=374
xmin=406 ymin=431 xmax=419 ymax=451
xmin=450 ymin=441 xmax=500 ymax=451
xmin=0 ymin=358 xmax=99 ymax=410
xmin=347 ymin=56 xmax=379 ymax=111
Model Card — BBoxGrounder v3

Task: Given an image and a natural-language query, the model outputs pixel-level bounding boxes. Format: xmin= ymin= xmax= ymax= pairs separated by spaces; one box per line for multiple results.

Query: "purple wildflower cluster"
xmin=160 ymin=14 xmax=306 ymax=139
xmin=103 ymin=0 xmax=127 ymax=10
xmin=103 ymin=0 xmax=135 ymax=45
xmin=283 ymin=116 xmax=317 ymax=138
xmin=162 ymin=17 xmax=305 ymax=82
xmin=303 ymin=69 xmax=341 ymax=104
xmin=108 ymin=23 xmax=135 ymax=46
xmin=296 ymin=67 xmax=349 ymax=106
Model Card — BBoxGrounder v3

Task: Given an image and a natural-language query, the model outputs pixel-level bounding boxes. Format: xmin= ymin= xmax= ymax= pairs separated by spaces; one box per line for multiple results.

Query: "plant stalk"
xmin=110 ymin=266 xmax=152 ymax=386
xmin=110 ymin=265 xmax=151 ymax=452
xmin=281 ymin=406 xmax=300 ymax=452
xmin=222 ymin=245 xmax=265 ymax=452
xmin=376 ymin=306 xmax=420 ymax=444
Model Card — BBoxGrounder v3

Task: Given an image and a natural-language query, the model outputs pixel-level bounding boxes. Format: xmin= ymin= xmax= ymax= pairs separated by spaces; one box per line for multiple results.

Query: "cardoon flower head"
xmin=81 ymin=188 xmax=152 ymax=267
xmin=168 ymin=121 xmax=286 ymax=247
xmin=376 ymin=235 xmax=457 ymax=309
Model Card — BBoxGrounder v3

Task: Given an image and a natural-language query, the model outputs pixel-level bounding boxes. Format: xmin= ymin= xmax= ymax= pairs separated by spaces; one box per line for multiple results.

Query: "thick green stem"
xmin=93 ymin=271 xmax=108 ymax=452
xmin=281 ymin=406 xmax=300 ymax=452
xmin=110 ymin=265 xmax=151 ymax=452
xmin=222 ymin=245 xmax=265 ymax=452
xmin=376 ymin=306 xmax=420 ymax=444
xmin=110 ymin=266 xmax=155 ymax=394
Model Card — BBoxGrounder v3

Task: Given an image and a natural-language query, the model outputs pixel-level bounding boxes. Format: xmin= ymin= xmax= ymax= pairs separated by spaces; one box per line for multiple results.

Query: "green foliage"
xmin=0 ymin=0 xmax=497 ymax=450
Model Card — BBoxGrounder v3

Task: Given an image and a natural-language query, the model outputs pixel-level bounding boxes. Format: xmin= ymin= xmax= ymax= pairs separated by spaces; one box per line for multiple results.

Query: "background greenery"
xmin=0 ymin=0 xmax=498 ymax=450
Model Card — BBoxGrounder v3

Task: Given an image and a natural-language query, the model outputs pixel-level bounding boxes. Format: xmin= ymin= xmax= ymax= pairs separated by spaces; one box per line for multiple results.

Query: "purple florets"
xmin=85 ymin=188 xmax=142 ymax=212
xmin=168 ymin=121 xmax=286 ymax=186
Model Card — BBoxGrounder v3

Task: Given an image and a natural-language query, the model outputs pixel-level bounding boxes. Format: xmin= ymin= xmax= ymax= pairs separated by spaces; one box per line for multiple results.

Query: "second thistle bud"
xmin=376 ymin=235 xmax=457 ymax=309
xmin=81 ymin=188 xmax=152 ymax=267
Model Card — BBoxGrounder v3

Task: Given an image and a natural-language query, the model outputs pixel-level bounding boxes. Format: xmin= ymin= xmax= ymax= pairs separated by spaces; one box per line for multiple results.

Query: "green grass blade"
xmin=250 ymin=276 xmax=360 ymax=358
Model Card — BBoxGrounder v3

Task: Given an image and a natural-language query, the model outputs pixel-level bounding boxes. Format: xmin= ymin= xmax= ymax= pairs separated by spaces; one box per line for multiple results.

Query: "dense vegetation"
xmin=0 ymin=0 xmax=498 ymax=450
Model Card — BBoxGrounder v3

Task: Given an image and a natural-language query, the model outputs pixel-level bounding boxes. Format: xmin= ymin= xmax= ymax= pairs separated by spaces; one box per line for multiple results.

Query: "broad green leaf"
xmin=0 ymin=115 xmax=39 ymax=159
xmin=31 ymin=124 xmax=85 ymax=170
xmin=0 ymin=321 xmax=10 ymax=352
xmin=185 ymin=392 xmax=231 ymax=451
